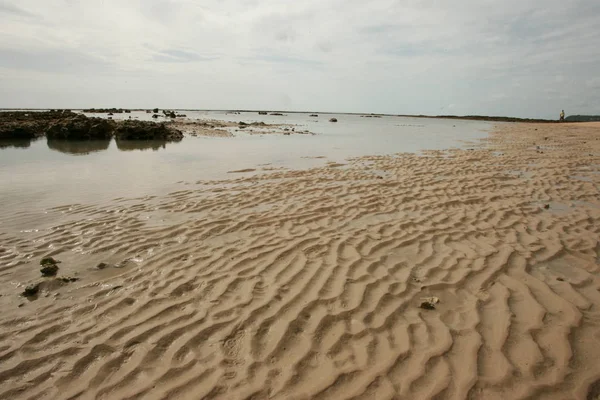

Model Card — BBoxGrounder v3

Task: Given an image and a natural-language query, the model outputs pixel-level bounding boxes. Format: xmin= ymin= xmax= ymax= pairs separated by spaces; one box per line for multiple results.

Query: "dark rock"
xmin=41 ymin=264 xmax=59 ymax=277
xmin=258 ymin=111 xmax=268 ymax=115
xmin=46 ymin=114 xmax=114 ymax=140
xmin=22 ymin=283 xmax=40 ymax=298
xmin=40 ymin=257 xmax=61 ymax=266
xmin=310 ymin=114 xmax=318 ymax=117
xmin=152 ymin=114 xmax=159 ymax=119
xmin=113 ymin=121 xmax=183 ymax=141
xmin=96 ymin=262 xmax=111 ymax=270
xmin=153 ymin=108 xmax=159 ymax=114
xmin=557 ymin=277 xmax=565 ymax=282
xmin=544 ymin=204 xmax=550 ymax=209
xmin=239 ymin=122 xmax=248 ymax=126
xmin=58 ymin=276 xmax=79 ymax=283
xmin=329 ymin=118 xmax=338 ymax=122
xmin=420 ymin=301 xmax=436 ymax=310
xmin=284 ymin=132 xmax=291 ymax=136
xmin=0 ymin=111 xmax=76 ymax=140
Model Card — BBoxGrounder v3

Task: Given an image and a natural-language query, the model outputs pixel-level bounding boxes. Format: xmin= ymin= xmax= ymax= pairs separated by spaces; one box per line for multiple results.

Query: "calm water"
xmin=0 ymin=111 xmax=489 ymax=218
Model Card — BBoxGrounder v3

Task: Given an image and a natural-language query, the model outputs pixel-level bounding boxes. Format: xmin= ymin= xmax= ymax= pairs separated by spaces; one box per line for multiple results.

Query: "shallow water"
xmin=0 ymin=111 xmax=489 ymax=218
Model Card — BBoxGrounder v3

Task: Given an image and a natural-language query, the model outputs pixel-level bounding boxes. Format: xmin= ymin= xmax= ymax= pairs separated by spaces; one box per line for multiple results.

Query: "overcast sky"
xmin=1 ymin=0 xmax=599 ymax=118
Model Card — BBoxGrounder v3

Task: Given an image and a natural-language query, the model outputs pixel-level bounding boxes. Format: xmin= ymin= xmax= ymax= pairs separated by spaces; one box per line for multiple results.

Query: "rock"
xmin=544 ymin=204 xmax=550 ymax=209
xmin=310 ymin=114 xmax=318 ymax=117
xmin=258 ymin=111 xmax=268 ymax=115
xmin=107 ymin=112 xmax=114 ymax=116
xmin=146 ymin=110 xmax=152 ymax=113
xmin=152 ymin=114 xmax=159 ymax=119
xmin=0 ymin=111 xmax=76 ymax=140
xmin=557 ymin=277 xmax=565 ymax=282
xmin=22 ymin=283 xmax=40 ymax=298
xmin=270 ymin=113 xmax=283 ymax=116
xmin=329 ymin=118 xmax=338 ymax=122
xmin=41 ymin=264 xmax=59 ymax=277
xmin=239 ymin=122 xmax=248 ymax=126
xmin=40 ymin=257 xmax=61 ymax=266
xmin=420 ymin=296 xmax=440 ymax=310
xmin=96 ymin=262 xmax=111 ymax=270
xmin=153 ymin=108 xmax=159 ymax=114
xmin=46 ymin=114 xmax=114 ymax=140
xmin=284 ymin=132 xmax=291 ymax=136
xmin=114 ymin=120 xmax=183 ymax=141
xmin=58 ymin=276 xmax=79 ymax=283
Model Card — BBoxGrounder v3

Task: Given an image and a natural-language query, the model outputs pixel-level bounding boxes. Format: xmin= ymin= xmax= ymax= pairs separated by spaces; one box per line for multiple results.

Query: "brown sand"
xmin=1 ymin=122 xmax=600 ymax=399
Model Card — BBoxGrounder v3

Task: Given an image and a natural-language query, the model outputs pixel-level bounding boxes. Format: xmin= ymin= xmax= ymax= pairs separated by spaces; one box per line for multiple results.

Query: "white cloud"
xmin=0 ymin=0 xmax=599 ymax=118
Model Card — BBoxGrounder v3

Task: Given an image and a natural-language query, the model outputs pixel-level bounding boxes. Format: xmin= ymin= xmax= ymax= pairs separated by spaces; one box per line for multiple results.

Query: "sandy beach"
xmin=1 ymin=122 xmax=600 ymax=399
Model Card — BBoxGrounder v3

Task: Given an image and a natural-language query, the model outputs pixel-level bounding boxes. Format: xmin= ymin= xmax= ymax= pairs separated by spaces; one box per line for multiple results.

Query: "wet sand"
xmin=1 ymin=122 xmax=600 ymax=399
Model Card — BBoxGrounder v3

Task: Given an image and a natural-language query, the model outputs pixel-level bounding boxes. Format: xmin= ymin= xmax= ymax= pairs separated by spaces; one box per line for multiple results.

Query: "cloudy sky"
xmin=1 ymin=0 xmax=599 ymax=118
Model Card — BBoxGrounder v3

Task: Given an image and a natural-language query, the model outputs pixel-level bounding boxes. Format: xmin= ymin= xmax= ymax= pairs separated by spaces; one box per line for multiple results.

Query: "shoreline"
xmin=0 ymin=122 xmax=599 ymax=399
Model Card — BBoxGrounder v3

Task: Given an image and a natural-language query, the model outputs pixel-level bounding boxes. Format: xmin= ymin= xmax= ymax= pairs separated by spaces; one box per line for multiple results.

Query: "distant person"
xmin=560 ymin=110 xmax=565 ymax=121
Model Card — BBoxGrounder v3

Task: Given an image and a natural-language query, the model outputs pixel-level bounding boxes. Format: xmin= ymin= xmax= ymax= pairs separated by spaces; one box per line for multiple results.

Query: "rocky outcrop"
xmin=83 ymin=108 xmax=130 ymax=114
xmin=1 ymin=112 xmax=184 ymax=143
xmin=46 ymin=114 xmax=114 ymax=140
xmin=113 ymin=120 xmax=183 ymax=141
xmin=0 ymin=110 xmax=74 ymax=140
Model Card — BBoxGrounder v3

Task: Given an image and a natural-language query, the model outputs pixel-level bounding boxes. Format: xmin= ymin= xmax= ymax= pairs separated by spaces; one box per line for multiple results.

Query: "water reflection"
xmin=0 ymin=139 xmax=33 ymax=149
xmin=47 ymin=139 xmax=111 ymax=155
xmin=115 ymin=140 xmax=167 ymax=152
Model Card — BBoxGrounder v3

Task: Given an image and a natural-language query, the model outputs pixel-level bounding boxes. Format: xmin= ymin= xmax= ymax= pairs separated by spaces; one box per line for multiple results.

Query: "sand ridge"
xmin=0 ymin=122 xmax=600 ymax=399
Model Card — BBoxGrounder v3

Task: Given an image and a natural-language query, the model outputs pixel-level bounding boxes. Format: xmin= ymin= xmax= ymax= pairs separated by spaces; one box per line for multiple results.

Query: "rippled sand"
xmin=1 ymin=122 xmax=600 ymax=399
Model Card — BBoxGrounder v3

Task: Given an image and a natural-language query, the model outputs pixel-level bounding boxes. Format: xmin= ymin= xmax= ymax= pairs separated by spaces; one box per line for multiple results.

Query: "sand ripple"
xmin=1 ymin=123 xmax=600 ymax=399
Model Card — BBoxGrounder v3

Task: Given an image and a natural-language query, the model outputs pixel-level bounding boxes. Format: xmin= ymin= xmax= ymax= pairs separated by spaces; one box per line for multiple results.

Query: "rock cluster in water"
xmin=0 ymin=111 xmax=183 ymax=141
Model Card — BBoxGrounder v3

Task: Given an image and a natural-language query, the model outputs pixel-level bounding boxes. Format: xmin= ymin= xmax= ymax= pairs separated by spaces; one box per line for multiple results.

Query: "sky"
xmin=0 ymin=0 xmax=599 ymax=118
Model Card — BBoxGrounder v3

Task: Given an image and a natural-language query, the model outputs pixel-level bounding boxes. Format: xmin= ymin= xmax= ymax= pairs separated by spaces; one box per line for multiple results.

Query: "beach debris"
xmin=420 ymin=296 xmax=440 ymax=310
xmin=41 ymin=257 xmax=61 ymax=266
xmin=41 ymin=264 xmax=59 ymax=277
xmin=329 ymin=118 xmax=338 ymax=122
xmin=58 ymin=276 xmax=79 ymax=283
xmin=96 ymin=262 xmax=113 ymax=270
xmin=22 ymin=283 xmax=40 ymax=298
xmin=40 ymin=257 xmax=62 ymax=277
